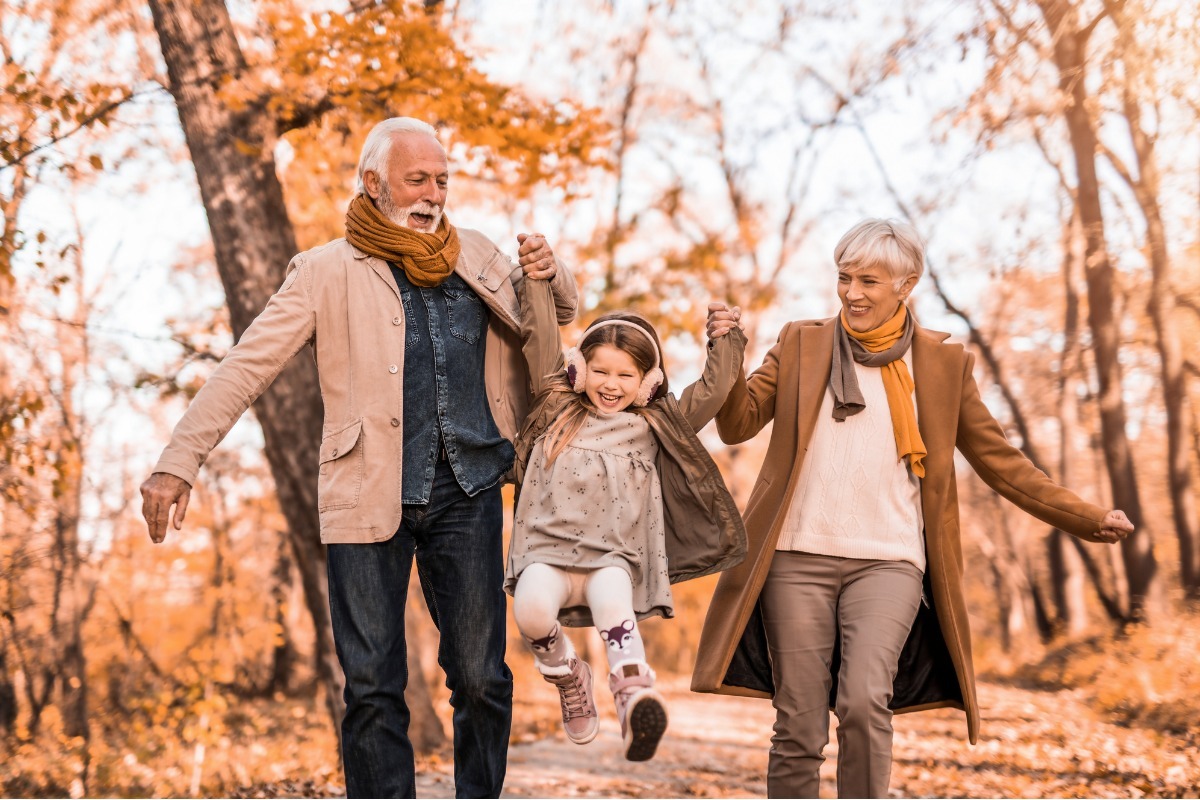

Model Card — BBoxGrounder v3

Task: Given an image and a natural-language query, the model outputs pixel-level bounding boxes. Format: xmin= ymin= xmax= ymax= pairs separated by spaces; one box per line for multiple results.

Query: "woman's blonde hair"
xmin=540 ymin=311 xmax=668 ymax=466
xmin=834 ymin=218 xmax=925 ymax=289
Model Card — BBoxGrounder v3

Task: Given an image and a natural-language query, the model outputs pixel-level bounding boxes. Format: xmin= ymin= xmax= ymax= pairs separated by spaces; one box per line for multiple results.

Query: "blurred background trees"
xmin=1 ymin=0 xmax=1198 ymax=795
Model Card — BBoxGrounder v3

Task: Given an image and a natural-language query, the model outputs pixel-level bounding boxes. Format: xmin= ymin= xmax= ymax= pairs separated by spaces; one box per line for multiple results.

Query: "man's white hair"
xmin=356 ymin=117 xmax=441 ymax=195
xmin=833 ymin=218 xmax=925 ymax=289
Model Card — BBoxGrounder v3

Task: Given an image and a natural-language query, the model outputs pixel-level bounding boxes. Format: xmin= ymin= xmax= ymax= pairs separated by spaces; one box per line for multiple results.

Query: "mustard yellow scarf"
xmin=344 ymin=194 xmax=460 ymax=287
xmin=830 ymin=305 xmax=926 ymax=478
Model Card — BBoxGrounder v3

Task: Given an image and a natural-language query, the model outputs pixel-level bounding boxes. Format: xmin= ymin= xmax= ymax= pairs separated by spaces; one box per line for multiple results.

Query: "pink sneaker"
xmin=541 ymin=657 xmax=599 ymax=745
xmin=608 ymin=661 xmax=667 ymax=761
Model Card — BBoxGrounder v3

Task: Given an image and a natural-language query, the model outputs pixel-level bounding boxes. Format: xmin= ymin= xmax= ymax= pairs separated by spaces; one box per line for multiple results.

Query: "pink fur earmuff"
xmin=565 ymin=320 xmax=664 ymax=407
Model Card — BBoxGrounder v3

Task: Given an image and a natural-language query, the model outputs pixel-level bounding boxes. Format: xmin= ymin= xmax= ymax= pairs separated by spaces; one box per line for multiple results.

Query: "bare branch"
xmin=0 ymin=89 xmax=148 ymax=171
xmin=851 ymin=114 xmax=1048 ymax=468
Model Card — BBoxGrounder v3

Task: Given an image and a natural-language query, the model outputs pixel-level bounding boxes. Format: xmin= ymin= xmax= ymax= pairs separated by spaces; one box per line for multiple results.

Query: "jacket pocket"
xmin=475 ymin=250 xmax=511 ymax=291
xmin=443 ymin=285 xmax=483 ymax=343
xmin=318 ymin=418 xmax=364 ymax=511
xmin=399 ymin=287 xmax=420 ymax=348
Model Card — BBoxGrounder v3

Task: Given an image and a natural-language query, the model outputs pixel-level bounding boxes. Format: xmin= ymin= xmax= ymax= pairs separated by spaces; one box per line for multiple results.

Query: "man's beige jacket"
xmin=153 ymin=230 xmax=578 ymax=544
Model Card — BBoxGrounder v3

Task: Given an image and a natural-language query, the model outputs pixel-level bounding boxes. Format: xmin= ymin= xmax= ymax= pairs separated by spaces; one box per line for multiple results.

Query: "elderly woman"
xmin=692 ymin=218 xmax=1133 ymax=798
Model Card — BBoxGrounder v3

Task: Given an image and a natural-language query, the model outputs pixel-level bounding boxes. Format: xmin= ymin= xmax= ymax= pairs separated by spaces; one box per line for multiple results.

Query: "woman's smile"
xmin=837 ymin=264 xmax=914 ymax=332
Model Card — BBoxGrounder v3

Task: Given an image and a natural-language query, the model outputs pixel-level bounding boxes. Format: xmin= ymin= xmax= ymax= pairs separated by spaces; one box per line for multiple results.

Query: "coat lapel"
xmin=913 ymin=325 xmax=957 ymax=548
xmin=796 ymin=321 xmax=835 ymax=457
xmin=353 ymin=240 xmax=520 ymax=332
xmin=912 ymin=326 xmax=956 ymax=466
xmin=350 ymin=243 xmax=405 ymax=306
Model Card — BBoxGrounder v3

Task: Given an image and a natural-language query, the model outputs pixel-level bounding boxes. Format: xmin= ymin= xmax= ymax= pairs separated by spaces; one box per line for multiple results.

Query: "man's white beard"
xmin=377 ymin=185 xmax=443 ymax=233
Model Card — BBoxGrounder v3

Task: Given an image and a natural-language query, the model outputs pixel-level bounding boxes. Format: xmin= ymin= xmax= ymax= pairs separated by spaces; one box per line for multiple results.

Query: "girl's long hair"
xmin=540 ymin=311 xmax=669 ymax=467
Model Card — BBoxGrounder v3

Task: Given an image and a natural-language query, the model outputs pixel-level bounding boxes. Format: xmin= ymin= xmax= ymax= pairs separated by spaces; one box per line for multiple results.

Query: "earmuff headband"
xmin=565 ymin=318 xmax=665 ymax=407
xmin=578 ymin=319 xmax=661 ymax=370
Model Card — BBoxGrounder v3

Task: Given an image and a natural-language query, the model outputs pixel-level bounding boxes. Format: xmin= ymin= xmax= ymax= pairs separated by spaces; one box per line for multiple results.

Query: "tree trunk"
xmin=0 ymin=646 xmax=16 ymax=735
xmin=50 ymin=235 xmax=93 ymax=791
xmin=1105 ymin=0 xmax=1200 ymax=598
xmin=1047 ymin=208 xmax=1091 ymax=634
xmin=146 ymin=0 xmax=346 ymax=734
xmin=1035 ymin=0 xmax=1155 ymax=620
xmin=268 ymin=536 xmax=298 ymax=695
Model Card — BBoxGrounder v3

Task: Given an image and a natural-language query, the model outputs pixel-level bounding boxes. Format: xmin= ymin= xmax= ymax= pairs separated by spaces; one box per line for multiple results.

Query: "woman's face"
xmin=837 ymin=264 xmax=916 ymax=333
xmin=584 ymin=344 xmax=644 ymax=414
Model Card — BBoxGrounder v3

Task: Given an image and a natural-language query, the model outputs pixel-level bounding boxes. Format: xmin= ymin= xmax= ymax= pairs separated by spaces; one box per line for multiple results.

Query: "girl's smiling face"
xmin=584 ymin=344 xmax=644 ymax=414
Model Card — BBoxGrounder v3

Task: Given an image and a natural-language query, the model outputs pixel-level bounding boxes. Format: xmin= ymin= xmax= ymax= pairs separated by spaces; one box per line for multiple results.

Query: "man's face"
xmin=365 ymin=132 xmax=449 ymax=233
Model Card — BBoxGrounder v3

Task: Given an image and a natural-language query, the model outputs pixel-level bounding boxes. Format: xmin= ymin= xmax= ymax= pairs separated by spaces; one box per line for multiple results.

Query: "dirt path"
xmin=413 ymin=677 xmax=1200 ymax=798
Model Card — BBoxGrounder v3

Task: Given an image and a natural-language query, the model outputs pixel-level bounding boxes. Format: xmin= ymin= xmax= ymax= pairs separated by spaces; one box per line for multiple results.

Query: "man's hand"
xmin=517 ymin=232 xmax=557 ymax=281
xmin=706 ymin=302 xmax=743 ymax=339
xmin=140 ymin=472 xmax=193 ymax=544
xmin=1096 ymin=509 xmax=1134 ymax=544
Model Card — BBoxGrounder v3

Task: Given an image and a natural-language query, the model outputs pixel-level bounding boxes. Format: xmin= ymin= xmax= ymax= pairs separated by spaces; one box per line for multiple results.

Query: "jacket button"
xmin=331 ymin=448 xmax=338 ymax=457
xmin=390 ymin=418 xmax=400 ymax=427
xmin=389 ymin=365 xmax=398 ymax=373
xmin=392 ymin=316 xmax=401 ymax=325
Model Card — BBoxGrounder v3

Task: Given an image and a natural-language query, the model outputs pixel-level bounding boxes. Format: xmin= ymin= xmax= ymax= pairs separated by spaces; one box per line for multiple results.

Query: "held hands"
xmin=140 ymin=472 xmax=193 ymax=544
xmin=1097 ymin=509 xmax=1134 ymax=544
xmin=706 ymin=302 xmax=743 ymax=339
xmin=517 ymin=232 xmax=557 ymax=281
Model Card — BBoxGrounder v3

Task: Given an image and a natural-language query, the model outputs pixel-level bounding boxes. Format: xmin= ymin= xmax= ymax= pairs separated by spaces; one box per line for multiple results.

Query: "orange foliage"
xmin=225 ymin=0 xmax=612 ymax=249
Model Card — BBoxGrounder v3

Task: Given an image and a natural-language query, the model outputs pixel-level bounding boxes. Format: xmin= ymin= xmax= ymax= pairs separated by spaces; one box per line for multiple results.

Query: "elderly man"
xmin=140 ymin=117 xmax=577 ymax=798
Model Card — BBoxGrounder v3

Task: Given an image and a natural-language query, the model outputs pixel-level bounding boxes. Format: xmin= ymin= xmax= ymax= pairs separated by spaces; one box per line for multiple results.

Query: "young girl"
xmin=505 ymin=276 xmax=747 ymax=761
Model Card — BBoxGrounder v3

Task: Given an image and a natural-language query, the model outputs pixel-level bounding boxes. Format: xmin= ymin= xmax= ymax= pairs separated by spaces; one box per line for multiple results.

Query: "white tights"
xmin=513 ymin=563 xmax=647 ymax=670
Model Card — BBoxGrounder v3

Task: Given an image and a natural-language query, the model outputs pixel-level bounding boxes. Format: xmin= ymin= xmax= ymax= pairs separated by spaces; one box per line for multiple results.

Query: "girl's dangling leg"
xmin=585 ymin=566 xmax=667 ymax=761
xmin=513 ymin=562 xmax=598 ymax=744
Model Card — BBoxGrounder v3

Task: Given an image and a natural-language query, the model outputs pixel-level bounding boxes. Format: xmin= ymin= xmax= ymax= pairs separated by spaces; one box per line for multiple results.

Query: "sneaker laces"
xmin=558 ymin=673 xmax=590 ymax=720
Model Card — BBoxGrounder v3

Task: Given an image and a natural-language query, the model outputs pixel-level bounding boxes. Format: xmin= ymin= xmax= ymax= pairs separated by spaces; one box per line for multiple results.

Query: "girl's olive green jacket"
xmin=512 ymin=277 xmax=748 ymax=587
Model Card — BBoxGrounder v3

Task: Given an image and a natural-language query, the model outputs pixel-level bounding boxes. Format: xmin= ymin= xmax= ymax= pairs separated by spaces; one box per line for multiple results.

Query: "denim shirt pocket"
xmin=318 ymin=418 xmax=365 ymax=511
xmin=443 ymin=285 xmax=483 ymax=344
xmin=399 ymin=287 xmax=420 ymax=348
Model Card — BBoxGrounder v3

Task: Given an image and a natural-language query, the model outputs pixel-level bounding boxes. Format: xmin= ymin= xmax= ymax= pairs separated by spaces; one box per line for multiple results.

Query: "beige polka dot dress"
xmin=505 ymin=410 xmax=672 ymax=624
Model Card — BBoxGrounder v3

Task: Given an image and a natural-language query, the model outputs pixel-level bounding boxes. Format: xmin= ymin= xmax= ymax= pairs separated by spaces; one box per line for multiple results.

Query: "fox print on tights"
xmin=529 ymin=629 xmax=559 ymax=654
xmin=601 ymin=620 xmax=636 ymax=654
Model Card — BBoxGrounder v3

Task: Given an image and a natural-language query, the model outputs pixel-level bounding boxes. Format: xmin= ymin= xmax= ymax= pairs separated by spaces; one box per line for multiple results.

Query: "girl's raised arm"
xmin=678 ymin=320 xmax=748 ymax=432
xmin=517 ymin=275 xmax=567 ymax=397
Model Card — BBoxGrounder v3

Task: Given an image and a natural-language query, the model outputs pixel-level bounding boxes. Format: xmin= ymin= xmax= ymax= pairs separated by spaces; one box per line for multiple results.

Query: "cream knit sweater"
xmin=777 ymin=352 xmax=926 ymax=571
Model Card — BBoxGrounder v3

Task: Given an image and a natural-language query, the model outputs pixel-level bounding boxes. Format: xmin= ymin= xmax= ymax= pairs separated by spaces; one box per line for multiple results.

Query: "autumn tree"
xmin=1099 ymin=0 xmax=1200 ymax=599
xmin=0 ymin=1 xmax=153 ymax=791
xmin=1028 ymin=0 xmax=1155 ymax=619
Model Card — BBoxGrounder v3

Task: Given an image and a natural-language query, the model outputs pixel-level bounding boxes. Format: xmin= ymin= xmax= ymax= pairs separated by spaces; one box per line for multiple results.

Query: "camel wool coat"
xmin=690 ymin=316 xmax=1109 ymax=743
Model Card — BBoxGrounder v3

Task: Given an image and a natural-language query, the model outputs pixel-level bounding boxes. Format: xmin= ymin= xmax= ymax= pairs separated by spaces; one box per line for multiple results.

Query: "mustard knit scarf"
xmin=830 ymin=305 xmax=926 ymax=478
xmin=344 ymin=194 xmax=460 ymax=287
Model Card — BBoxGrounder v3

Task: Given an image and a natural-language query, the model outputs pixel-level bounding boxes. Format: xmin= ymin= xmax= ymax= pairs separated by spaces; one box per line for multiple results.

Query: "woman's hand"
xmin=1097 ymin=509 xmax=1134 ymax=543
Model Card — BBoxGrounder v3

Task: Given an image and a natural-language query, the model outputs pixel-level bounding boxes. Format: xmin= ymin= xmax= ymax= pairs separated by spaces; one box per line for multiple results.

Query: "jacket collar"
xmin=351 ymin=238 xmax=520 ymax=333
xmin=797 ymin=315 xmax=954 ymax=449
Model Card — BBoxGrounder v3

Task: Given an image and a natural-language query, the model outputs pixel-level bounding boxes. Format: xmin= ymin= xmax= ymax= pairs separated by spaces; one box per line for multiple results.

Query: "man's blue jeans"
xmin=327 ymin=460 xmax=513 ymax=798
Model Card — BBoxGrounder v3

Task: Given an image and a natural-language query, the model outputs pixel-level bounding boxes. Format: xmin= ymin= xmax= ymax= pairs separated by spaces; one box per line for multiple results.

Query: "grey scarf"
xmin=829 ymin=311 xmax=915 ymax=421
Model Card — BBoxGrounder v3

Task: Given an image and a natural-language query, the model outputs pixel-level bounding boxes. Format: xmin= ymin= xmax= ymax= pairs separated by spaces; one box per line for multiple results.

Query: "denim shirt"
xmin=392 ymin=266 xmax=516 ymax=503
